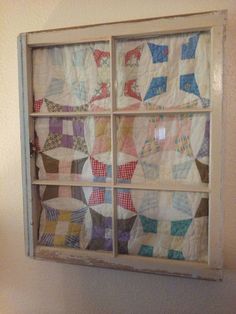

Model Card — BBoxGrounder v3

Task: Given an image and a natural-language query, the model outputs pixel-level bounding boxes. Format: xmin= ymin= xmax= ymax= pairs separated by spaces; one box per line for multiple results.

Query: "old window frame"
xmin=18 ymin=10 xmax=226 ymax=280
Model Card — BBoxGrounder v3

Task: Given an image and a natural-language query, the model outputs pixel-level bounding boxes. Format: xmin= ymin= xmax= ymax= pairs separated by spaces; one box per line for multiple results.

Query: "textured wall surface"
xmin=0 ymin=1 xmax=236 ymax=313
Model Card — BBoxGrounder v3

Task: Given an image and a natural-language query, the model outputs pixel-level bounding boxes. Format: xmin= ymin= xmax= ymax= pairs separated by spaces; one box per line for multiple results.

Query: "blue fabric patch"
xmin=73 ymin=49 xmax=86 ymax=66
xmin=180 ymin=73 xmax=200 ymax=97
xmin=181 ymin=34 xmax=199 ymax=60
xmin=172 ymin=160 xmax=192 ymax=180
xmin=70 ymin=207 xmax=87 ymax=224
xmin=139 ymin=244 xmax=154 ymax=257
xmin=107 ymin=165 xmax=112 ymax=177
xmin=171 ymin=219 xmax=192 ymax=236
xmin=104 ymin=190 xmax=112 ymax=204
xmin=173 ymin=192 xmax=192 ymax=216
xmin=140 ymin=215 xmax=158 ymax=233
xmin=168 ymin=249 xmax=185 ymax=260
xmin=65 ymin=235 xmax=80 ymax=248
xmin=40 ymin=233 xmax=54 ymax=246
xmin=46 ymin=78 xmax=64 ymax=96
xmin=93 ymin=176 xmax=107 ymax=183
xmin=148 ymin=43 xmax=168 ymax=63
xmin=117 ymin=178 xmax=131 ymax=184
xmin=45 ymin=206 xmax=59 ymax=221
xmin=144 ymin=76 xmax=167 ymax=101
xmin=72 ymin=81 xmax=87 ymax=101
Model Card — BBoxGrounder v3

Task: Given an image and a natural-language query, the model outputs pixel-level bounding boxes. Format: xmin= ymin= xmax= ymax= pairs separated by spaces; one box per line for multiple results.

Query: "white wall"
xmin=1 ymin=1 xmax=236 ymax=313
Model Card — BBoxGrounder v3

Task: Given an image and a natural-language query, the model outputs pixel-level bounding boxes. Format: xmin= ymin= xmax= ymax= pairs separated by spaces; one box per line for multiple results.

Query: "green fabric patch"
xmin=168 ymin=249 xmax=185 ymax=260
xmin=140 ymin=215 xmax=158 ymax=233
xmin=139 ymin=245 xmax=153 ymax=257
xmin=171 ymin=219 xmax=192 ymax=236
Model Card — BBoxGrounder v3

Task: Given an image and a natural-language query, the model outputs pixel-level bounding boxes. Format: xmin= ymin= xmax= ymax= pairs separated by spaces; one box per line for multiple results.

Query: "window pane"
xmin=38 ymin=185 xmax=113 ymax=252
xmin=116 ymin=113 xmax=209 ymax=184
xmin=35 ymin=116 xmax=111 ymax=182
xmin=33 ymin=41 xmax=110 ymax=112
xmin=116 ymin=32 xmax=210 ymax=110
xmin=116 ymin=189 xmax=208 ymax=262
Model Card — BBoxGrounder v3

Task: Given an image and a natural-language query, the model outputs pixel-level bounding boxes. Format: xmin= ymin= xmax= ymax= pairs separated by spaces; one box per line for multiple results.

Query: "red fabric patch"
xmin=124 ymin=80 xmax=142 ymax=101
xmin=90 ymin=157 xmax=107 ymax=177
xmin=88 ymin=188 xmax=105 ymax=206
xmin=125 ymin=46 xmax=142 ymax=65
xmin=117 ymin=161 xmax=138 ymax=180
xmin=91 ymin=83 xmax=110 ymax=102
xmin=34 ymin=99 xmax=43 ymax=112
xmin=117 ymin=191 xmax=136 ymax=212
xmin=93 ymin=49 xmax=110 ymax=67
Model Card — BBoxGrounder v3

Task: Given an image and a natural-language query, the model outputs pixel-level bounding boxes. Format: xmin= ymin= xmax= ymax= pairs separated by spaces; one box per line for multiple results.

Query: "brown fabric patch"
xmin=71 ymin=186 xmax=87 ymax=204
xmin=71 ymin=157 xmax=88 ymax=174
xmin=43 ymin=186 xmax=59 ymax=201
xmin=195 ymin=159 xmax=209 ymax=183
xmin=42 ymin=153 xmax=59 ymax=173
xmin=195 ymin=198 xmax=209 ymax=218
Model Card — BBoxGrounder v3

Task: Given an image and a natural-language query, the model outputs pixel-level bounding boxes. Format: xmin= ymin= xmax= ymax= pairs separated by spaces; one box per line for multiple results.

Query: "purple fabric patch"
xmin=73 ymin=119 xmax=84 ymax=137
xmin=49 ymin=118 xmax=63 ymax=134
xmin=61 ymin=135 xmax=73 ymax=148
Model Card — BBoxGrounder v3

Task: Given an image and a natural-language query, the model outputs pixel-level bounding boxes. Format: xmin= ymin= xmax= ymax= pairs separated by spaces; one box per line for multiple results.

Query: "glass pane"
xmin=35 ymin=116 xmax=111 ymax=182
xmin=116 ymin=113 xmax=209 ymax=184
xmin=116 ymin=189 xmax=208 ymax=262
xmin=116 ymin=32 xmax=210 ymax=110
xmin=33 ymin=41 xmax=110 ymax=112
xmin=38 ymin=185 xmax=112 ymax=252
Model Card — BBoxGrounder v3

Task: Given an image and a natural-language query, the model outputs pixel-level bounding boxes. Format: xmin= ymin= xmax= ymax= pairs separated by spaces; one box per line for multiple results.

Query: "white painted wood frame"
xmin=18 ymin=10 xmax=226 ymax=280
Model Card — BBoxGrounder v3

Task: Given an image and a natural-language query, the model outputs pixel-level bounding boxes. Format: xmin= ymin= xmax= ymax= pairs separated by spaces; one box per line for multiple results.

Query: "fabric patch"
xmin=117 ymin=215 xmax=137 ymax=254
xmin=71 ymin=186 xmax=87 ymax=204
xmin=117 ymin=161 xmax=138 ymax=182
xmin=124 ymin=79 xmax=142 ymax=101
xmin=71 ymin=157 xmax=88 ymax=174
xmin=87 ymin=208 xmax=113 ymax=251
xmin=140 ymin=215 xmax=157 ymax=233
xmin=141 ymin=160 xmax=159 ymax=180
xmin=43 ymin=134 xmax=62 ymax=151
xmin=138 ymin=244 xmax=153 ymax=257
xmin=91 ymin=82 xmax=110 ymax=102
xmin=93 ymin=49 xmax=110 ymax=67
xmin=180 ymin=73 xmax=200 ymax=97
xmin=181 ymin=34 xmax=199 ymax=60
xmin=39 ymin=205 xmax=87 ymax=248
xmin=125 ymin=45 xmax=143 ymax=67
xmin=117 ymin=189 xmax=136 ymax=212
xmin=43 ymin=186 xmax=59 ymax=201
xmin=117 ymin=117 xmax=138 ymax=158
xmin=42 ymin=153 xmax=59 ymax=173
xmin=172 ymin=160 xmax=192 ymax=180
xmin=168 ymin=249 xmax=185 ymax=260
xmin=46 ymin=78 xmax=64 ymax=97
xmin=197 ymin=119 xmax=210 ymax=159
xmin=140 ymin=138 xmax=160 ymax=158
xmin=45 ymin=98 xmax=89 ymax=112
xmin=195 ymin=198 xmax=209 ymax=218
xmin=72 ymin=81 xmax=87 ymax=101
xmin=88 ymin=188 xmax=111 ymax=206
xmin=195 ymin=159 xmax=209 ymax=183
xmin=34 ymin=99 xmax=43 ymax=112
xmin=148 ymin=43 xmax=168 ymax=63
xmin=88 ymin=209 xmax=137 ymax=253
xmin=173 ymin=192 xmax=192 ymax=216
xmin=171 ymin=219 xmax=192 ymax=236
xmin=175 ymin=135 xmax=193 ymax=157
xmin=144 ymin=76 xmax=167 ymax=101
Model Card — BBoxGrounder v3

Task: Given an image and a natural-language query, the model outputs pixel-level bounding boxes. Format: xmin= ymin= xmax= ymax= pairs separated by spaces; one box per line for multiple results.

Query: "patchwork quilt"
xmin=34 ymin=32 xmax=210 ymax=262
